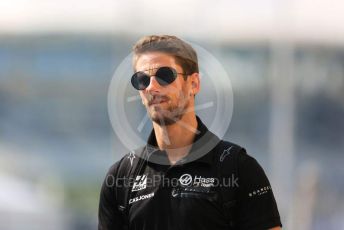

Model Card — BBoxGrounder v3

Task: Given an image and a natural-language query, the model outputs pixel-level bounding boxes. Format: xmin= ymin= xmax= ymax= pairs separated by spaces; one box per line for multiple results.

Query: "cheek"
xmin=168 ymin=79 xmax=188 ymax=97
xmin=139 ymin=93 xmax=147 ymax=103
xmin=169 ymin=89 xmax=188 ymax=105
xmin=180 ymin=83 xmax=192 ymax=99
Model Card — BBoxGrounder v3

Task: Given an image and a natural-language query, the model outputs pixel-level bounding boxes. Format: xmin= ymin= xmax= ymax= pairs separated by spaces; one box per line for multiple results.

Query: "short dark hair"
xmin=132 ymin=35 xmax=199 ymax=76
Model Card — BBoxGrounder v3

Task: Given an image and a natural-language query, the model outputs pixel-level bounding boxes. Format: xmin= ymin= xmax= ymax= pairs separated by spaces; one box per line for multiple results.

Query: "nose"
xmin=145 ymin=76 xmax=161 ymax=92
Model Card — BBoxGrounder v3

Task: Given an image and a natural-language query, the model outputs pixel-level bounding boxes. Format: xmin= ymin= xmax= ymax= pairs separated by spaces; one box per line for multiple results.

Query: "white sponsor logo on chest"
xmin=132 ymin=174 xmax=147 ymax=192
xmin=179 ymin=174 xmax=215 ymax=187
xmin=129 ymin=192 xmax=154 ymax=204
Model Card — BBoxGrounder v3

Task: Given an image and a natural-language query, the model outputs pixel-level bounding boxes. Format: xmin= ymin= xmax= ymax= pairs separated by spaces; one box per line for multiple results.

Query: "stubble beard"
xmin=148 ymin=95 xmax=190 ymax=126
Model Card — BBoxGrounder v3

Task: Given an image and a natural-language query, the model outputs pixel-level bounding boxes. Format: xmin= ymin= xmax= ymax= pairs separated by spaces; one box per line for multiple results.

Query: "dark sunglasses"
xmin=131 ymin=66 xmax=188 ymax=90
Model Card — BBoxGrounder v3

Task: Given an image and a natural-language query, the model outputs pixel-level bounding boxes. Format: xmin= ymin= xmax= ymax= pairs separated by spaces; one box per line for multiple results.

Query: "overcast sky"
xmin=1 ymin=0 xmax=344 ymax=44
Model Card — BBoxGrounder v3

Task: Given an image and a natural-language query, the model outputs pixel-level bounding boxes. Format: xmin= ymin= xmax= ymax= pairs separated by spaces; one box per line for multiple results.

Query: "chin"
xmin=151 ymin=117 xmax=176 ymax=126
xmin=150 ymin=111 xmax=185 ymax=126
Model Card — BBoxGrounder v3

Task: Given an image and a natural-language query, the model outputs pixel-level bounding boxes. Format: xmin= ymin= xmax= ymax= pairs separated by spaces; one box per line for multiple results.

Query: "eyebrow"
xmin=136 ymin=66 xmax=166 ymax=73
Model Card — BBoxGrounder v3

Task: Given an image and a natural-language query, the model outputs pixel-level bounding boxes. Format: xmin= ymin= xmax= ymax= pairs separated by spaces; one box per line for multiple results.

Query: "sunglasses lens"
xmin=131 ymin=72 xmax=150 ymax=90
xmin=131 ymin=67 xmax=178 ymax=90
xmin=155 ymin=67 xmax=177 ymax=86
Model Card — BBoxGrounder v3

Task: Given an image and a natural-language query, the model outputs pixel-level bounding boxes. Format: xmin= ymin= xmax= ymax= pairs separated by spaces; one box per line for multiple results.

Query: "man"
xmin=98 ymin=35 xmax=282 ymax=230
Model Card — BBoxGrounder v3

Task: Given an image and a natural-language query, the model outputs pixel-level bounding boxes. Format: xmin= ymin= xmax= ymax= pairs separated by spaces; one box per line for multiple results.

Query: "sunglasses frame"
xmin=131 ymin=66 xmax=189 ymax=90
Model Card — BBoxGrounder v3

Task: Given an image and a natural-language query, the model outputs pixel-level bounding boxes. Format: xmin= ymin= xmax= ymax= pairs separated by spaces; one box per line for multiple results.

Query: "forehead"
xmin=134 ymin=52 xmax=179 ymax=72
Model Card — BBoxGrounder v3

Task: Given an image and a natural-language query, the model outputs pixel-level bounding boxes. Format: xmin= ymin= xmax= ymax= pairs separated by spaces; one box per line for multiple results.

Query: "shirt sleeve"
xmin=98 ymin=161 xmax=125 ymax=230
xmin=235 ymin=152 xmax=282 ymax=230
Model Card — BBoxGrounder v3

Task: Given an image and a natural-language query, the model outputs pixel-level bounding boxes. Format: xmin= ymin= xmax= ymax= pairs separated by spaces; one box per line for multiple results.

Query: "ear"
xmin=189 ymin=72 xmax=200 ymax=95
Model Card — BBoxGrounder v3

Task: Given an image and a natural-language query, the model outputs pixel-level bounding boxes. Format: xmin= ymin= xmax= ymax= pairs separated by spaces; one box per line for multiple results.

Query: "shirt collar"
xmin=144 ymin=116 xmax=219 ymax=166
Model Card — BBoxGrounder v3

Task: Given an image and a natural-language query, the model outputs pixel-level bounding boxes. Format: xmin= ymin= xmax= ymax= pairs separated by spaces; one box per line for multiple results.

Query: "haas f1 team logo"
xmin=179 ymin=174 xmax=215 ymax=187
xmin=179 ymin=174 xmax=193 ymax=186
xmin=132 ymin=174 xmax=147 ymax=192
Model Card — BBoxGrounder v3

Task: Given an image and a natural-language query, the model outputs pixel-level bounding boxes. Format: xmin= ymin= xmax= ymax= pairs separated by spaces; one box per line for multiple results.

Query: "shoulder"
xmin=214 ymin=139 xmax=248 ymax=163
xmin=106 ymin=146 xmax=146 ymax=178
xmin=216 ymin=142 xmax=273 ymax=193
xmin=214 ymin=140 xmax=264 ymax=174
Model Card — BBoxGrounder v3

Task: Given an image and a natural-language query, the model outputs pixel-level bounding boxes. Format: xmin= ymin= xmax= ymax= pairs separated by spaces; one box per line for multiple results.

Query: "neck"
xmin=152 ymin=113 xmax=198 ymax=165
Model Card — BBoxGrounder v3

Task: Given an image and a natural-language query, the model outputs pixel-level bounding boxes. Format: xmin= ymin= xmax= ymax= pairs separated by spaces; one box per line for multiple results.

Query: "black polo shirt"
xmin=98 ymin=116 xmax=282 ymax=230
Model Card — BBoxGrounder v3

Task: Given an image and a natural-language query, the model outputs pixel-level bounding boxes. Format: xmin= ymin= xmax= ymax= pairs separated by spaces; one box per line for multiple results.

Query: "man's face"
xmin=134 ymin=52 xmax=199 ymax=126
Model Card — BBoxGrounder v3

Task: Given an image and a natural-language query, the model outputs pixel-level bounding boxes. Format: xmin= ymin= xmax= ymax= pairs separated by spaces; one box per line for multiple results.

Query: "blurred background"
xmin=1 ymin=0 xmax=344 ymax=229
